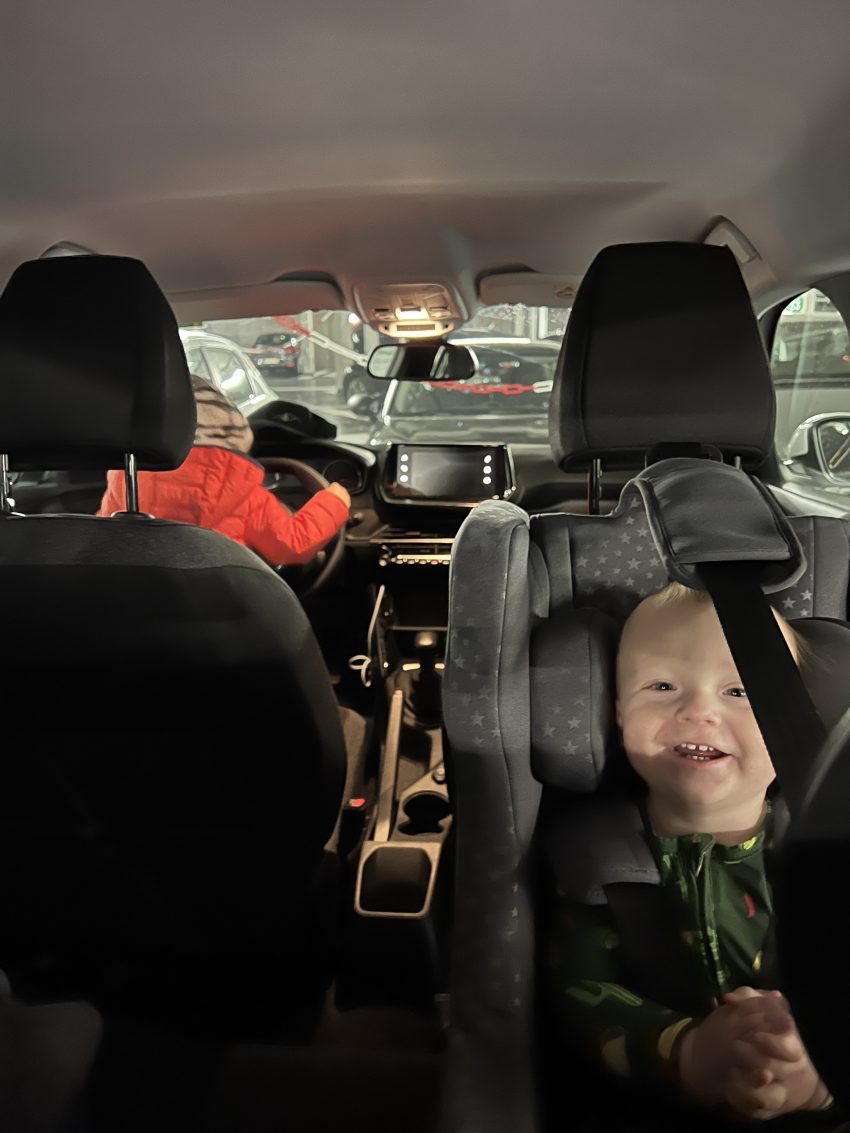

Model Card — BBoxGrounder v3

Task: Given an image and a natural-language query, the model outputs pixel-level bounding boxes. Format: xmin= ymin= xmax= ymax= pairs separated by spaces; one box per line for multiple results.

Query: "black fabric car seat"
xmin=0 ymin=256 xmax=346 ymax=1041
xmin=440 ymin=243 xmax=850 ymax=1133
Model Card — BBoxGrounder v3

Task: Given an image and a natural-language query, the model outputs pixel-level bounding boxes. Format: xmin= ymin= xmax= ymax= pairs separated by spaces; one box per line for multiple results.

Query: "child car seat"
xmin=441 ymin=243 xmax=850 ymax=1133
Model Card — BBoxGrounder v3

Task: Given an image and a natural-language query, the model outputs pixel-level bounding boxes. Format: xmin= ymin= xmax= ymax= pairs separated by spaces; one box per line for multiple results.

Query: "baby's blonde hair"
xmin=642 ymin=581 xmax=806 ymax=665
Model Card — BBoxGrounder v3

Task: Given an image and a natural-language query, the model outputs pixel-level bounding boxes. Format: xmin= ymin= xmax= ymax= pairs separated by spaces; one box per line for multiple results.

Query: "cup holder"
xmin=359 ymin=845 xmax=432 ymax=914
xmin=399 ymin=792 xmax=451 ymax=836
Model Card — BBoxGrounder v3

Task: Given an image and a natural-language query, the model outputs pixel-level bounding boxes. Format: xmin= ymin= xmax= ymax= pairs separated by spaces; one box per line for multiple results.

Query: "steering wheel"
xmin=260 ymin=457 xmax=347 ymax=598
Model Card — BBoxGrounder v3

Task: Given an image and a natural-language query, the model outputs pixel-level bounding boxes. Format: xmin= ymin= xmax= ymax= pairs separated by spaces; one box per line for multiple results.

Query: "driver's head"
xmin=191 ymin=374 xmax=254 ymax=454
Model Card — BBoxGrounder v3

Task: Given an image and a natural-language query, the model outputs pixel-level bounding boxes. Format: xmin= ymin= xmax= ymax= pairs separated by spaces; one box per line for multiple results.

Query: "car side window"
xmin=183 ymin=345 xmax=214 ymax=382
xmin=204 ymin=346 xmax=254 ymax=406
xmin=770 ymin=288 xmax=850 ymax=497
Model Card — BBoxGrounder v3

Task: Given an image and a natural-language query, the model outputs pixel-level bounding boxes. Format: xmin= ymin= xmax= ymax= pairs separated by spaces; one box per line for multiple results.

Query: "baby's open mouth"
xmin=673 ymin=743 xmax=729 ymax=762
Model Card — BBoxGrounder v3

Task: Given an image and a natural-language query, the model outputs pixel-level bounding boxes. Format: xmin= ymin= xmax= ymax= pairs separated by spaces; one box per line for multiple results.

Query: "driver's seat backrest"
xmin=0 ymin=256 xmax=346 ymax=1040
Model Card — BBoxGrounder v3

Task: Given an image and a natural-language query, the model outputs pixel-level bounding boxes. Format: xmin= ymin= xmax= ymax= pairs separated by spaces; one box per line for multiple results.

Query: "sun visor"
xmin=478 ymin=270 xmax=580 ymax=309
xmin=632 ymin=458 xmax=805 ymax=593
xmin=170 ymin=276 xmax=346 ymax=322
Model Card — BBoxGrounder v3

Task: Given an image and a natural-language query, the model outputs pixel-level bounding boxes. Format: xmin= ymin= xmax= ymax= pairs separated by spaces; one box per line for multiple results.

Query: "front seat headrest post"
xmin=587 ymin=458 xmax=602 ymax=515
xmin=123 ymin=453 xmax=140 ymax=514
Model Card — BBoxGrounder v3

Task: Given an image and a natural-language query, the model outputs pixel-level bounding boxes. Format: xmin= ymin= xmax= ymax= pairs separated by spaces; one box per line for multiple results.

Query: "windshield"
xmin=185 ymin=304 xmax=568 ymax=446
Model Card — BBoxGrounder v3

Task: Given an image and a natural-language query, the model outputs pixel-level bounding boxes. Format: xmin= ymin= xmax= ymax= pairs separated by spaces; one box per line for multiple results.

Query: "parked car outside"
xmin=246 ymin=330 xmax=302 ymax=378
xmin=179 ymin=328 xmax=278 ymax=418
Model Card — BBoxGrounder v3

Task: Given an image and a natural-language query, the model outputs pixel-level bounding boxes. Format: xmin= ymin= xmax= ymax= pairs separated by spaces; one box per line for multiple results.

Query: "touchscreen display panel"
xmin=385 ymin=444 xmax=510 ymax=502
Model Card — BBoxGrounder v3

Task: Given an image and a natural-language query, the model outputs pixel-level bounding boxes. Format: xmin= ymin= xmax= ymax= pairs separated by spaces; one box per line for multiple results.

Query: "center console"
xmin=351 ymin=444 xmax=516 ymax=923
xmin=355 ymin=678 xmax=450 ymax=920
xmin=367 ymin=442 xmax=517 ymax=627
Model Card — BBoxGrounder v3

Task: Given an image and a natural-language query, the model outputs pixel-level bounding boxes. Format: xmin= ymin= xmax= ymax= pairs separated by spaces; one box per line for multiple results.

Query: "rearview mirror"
xmin=367 ymin=342 xmax=476 ymax=382
xmin=786 ymin=413 xmax=850 ymax=481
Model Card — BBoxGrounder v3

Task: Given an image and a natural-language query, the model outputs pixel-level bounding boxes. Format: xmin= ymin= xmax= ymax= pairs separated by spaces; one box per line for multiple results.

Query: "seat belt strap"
xmin=698 ymin=561 xmax=827 ymax=817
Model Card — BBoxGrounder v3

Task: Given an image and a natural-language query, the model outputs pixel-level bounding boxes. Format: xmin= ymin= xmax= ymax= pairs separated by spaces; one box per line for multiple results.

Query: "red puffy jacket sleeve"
xmin=245 ymin=485 xmax=349 ymax=566
xmin=97 ymin=475 xmax=125 ymax=517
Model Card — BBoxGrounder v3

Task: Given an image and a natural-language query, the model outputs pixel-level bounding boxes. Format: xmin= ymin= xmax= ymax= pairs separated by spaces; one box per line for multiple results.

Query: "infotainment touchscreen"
xmin=383 ymin=444 xmax=513 ymax=503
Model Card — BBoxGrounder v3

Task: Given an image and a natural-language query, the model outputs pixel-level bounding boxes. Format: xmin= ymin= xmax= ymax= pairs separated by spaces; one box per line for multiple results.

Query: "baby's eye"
xmin=649 ymin=681 xmax=675 ymax=692
xmin=725 ymin=686 xmax=748 ymax=698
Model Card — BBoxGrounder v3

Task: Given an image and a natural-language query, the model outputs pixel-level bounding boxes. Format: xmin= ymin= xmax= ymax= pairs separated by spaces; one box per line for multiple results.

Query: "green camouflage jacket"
xmin=550 ymin=810 xmax=772 ymax=1085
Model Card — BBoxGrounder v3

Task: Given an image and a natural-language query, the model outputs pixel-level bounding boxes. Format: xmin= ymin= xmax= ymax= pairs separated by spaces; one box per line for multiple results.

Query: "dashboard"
xmin=9 ymin=436 xmax=627 ymax=634
xmin=320 ymin=456 xmax=370 ymax=494
xmin=259 ymin=440 xmax=376 ymax=497
xmin=260 ymin=437 xmax=624 ymax=526
xmin=259 ymin=438 xmax=629 ymax=603
xmin=10 ymin=436 xmax=623 ymax=532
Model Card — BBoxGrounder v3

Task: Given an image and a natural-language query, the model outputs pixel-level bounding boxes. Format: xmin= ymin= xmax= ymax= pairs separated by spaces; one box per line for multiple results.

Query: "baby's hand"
xmin=326 ymin=482 xmax=352 ymax=509
xmin=678 ymin=988 xmax=800 ymax=1116
xmin=720 ymin=989 xmax=796 ymax=1119
xmin=677 ymin=989 xmax=777 ymax=1108
xmin=717 ymin=988 xmax=830 ymax=1119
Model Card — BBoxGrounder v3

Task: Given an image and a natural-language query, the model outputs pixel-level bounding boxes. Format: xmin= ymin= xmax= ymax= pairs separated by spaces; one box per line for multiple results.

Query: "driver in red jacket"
xmin=98 ymin=375 xmax=351 ymax=565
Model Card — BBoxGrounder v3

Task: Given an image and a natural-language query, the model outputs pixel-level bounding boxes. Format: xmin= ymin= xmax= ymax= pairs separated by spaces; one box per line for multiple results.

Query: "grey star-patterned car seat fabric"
xmin=439 ymin=244 xmax=850 ymax=1133
xmin=552 ymin=500 xmax=850 ymax=623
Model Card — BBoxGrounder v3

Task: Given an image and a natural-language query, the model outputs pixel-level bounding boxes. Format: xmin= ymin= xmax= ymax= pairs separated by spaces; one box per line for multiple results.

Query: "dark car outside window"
xmin=390 ymin=374 xmax=552 ymax=417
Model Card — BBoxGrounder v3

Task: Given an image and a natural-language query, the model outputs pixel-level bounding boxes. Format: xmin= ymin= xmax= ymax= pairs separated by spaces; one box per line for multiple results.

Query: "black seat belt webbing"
xmin=698 ymin=561 xmax=827 ymax=817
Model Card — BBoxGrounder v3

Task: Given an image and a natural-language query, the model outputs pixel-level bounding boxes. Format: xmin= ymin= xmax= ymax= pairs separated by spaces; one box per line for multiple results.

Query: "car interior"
xmin=2 ymin=3 xmax=850 ymax=1132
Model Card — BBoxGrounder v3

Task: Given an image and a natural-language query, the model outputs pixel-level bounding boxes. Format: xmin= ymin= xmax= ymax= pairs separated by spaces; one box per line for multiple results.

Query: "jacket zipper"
xmin=691 ymin=841 xmax=726 ymax=999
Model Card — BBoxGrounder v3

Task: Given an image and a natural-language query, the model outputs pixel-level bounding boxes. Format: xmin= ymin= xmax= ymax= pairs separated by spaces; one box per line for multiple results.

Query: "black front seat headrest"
xmin=549 ymin=242 xmax=775 ymax=471
xmin=0 ymin=255 xmax=195 ymax=471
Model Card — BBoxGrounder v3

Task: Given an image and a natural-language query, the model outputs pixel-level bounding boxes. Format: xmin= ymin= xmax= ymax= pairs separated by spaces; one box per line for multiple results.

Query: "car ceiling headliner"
xmin=3 ymin=0 xmax=850 ymax=312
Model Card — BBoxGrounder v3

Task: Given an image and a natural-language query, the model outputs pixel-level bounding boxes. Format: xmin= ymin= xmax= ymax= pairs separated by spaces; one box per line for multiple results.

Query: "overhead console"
xmin=379 ymin=443 xmax=516 ymax=508
xmin=353 ymin=281 xmax=466 ymax=338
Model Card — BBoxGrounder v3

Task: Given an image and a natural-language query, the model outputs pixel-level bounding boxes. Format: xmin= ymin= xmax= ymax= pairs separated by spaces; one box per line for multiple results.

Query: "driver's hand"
xmin=327 ymin=482 xmax=352 ymax=510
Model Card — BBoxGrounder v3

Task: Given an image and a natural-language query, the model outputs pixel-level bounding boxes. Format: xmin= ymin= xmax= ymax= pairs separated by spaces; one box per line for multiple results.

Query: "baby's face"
xmin=616 ymin=596 xmax=784 ymax=820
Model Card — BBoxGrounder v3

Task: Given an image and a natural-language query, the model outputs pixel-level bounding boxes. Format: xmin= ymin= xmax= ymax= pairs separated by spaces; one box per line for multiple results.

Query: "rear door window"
xmin=770 ymin=288 xmax=850 ymax=500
